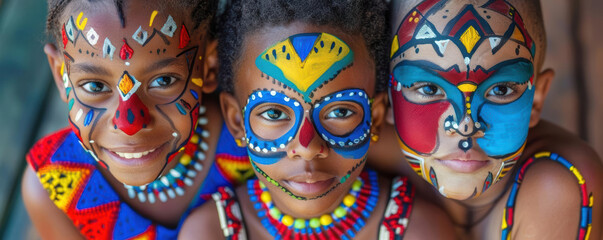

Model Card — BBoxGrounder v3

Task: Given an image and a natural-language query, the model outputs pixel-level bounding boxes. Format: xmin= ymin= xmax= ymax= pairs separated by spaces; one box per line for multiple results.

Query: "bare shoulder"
xmin=179 ymin=193 xmax=225 ymax=240
xmin=21 ymin=166 xmax=84 ymax=239
xmin=512 ymin=150 xmax=600 ymax=239
xmin=403 ymin=187 xmax=457 ymax=239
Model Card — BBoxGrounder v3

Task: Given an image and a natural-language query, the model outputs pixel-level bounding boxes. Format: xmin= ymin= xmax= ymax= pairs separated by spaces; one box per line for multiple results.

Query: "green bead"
xmin=334 ymin=206 xmax=346 ymax=218
xmin=294 ymin=219 xmax=306 ymax=229
xmin=309 ymin=218 xmax=320 ymax=228
xmin=269 ymin=208 xmax=281 ymax=219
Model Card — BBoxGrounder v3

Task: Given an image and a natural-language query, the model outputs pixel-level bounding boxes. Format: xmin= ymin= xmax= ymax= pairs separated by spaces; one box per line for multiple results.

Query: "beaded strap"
xmin=501 ymin=152 xmax=593 ymax=240
xmin=378 ymin=176 xmax=414 ymax=240
xmin=213 ymin=187 xmax=247 ymax=240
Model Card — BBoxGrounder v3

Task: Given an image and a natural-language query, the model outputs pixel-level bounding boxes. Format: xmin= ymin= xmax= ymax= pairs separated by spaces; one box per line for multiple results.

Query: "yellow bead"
xmin=190 ymin=134 xmax=200 ymax=144
xmin=352 ymin=180 xmax=362 ymax=191
xmin=282 ymin=215 xmax=294 ymax=226
xmin=180 ymin=154 xmax=192 ymax=165
xmin=343 ymin=194 xmax=356 ymax=207
xmin=320 ymin=214 xmax=333 ymax=226
xmin=260 ymin=191 xmax=271 ymax=203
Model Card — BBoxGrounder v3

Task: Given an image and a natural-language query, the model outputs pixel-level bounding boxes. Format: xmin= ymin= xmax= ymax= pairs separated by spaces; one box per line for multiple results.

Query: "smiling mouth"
xmin=102 ymin=142 xmax=168 ymax=167
xmin=113 ymin=149 xmax=156 ymax=159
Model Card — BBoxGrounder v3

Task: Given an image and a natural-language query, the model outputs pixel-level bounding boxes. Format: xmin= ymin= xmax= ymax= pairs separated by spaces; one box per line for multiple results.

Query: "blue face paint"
xmin=244 ymin=90 xmax=304 ymax=165
xmin=472 ymin=61 xmax=534 ymax=157
xmin=312 ymin=89 xmax=372 ymax=159
xmin=244 ymin=89 xmax=372 ymax=165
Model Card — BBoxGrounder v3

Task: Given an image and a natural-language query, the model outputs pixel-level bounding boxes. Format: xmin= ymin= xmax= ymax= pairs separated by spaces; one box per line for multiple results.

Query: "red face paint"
xmin=62 ymin=24 xmax=68 ymax=48
xmin=112 ymin=94 xmax=150 ymax=135
xmin=299 ymin=118 xmax=315 ymax=148
xmin=119 ymin=39 xmax=134 ymax=60
xmin=179 ymin=24 xmax=190 ymax=49
xmin=390 ymin=88 xmax=449 ymax=154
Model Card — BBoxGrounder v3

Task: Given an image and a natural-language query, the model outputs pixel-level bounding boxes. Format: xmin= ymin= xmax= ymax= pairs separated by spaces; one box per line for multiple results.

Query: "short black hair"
xmin=46 ymin=0 xmax=216 ymax=44
xmin=217 ymin=0 xmax=389 ymax=93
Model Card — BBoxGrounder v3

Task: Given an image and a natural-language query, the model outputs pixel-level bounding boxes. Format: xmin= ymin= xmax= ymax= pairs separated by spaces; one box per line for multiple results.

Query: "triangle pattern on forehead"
xmin=489 ymin=37 xmax=502 ymax=50
xmin=290 ymin=34 xmax=318 ymax=63
xmin=255 ymin=32 xmax=354 ymax=103
xmin=434 ymin=39 xmax=450 ymax=55
xmin=415 ymin=24 xmax=437 ymax=39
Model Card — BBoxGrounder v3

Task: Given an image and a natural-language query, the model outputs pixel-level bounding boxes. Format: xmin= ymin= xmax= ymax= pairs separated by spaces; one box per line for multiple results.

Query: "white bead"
xmin=148 ymin=192 xmax=156 ymax=204
xmin=170 ymin=169 xmax=181 ymax=178
xmin=176 ymin=187 xmax=185 ymax=196
xmin=138 ymin=192 xmax=147 ymax=203
xmin=184 ymin=177 xmax=194 ymax=186
xmin=159 ymin=191 xmax=168 ymax=202
xmin=167 ymin=189 xmax=176 ymax=199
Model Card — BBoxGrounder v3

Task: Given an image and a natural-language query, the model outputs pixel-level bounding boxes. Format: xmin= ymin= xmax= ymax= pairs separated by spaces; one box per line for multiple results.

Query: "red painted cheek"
xmin=390 ymin=90 xmax=450 ymax=154
xmin=299 ymin=118 xmax=315 ymax=148
xmin=112 ymin=94 xmax=151 ymax=135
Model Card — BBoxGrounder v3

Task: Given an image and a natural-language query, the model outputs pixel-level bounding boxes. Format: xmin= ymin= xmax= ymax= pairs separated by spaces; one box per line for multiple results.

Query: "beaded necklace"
xmin=249 ymin=169 xmax=379 ymax=240
xmin=123 ymin=105 xmax=210 ymax=204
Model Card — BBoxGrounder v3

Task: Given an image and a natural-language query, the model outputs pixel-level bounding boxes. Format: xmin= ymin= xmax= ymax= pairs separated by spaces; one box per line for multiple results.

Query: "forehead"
xmin=235 ymin=23 xmax=375 ymax=102
xmin=390 ymin=0 xmax=535 ymax=72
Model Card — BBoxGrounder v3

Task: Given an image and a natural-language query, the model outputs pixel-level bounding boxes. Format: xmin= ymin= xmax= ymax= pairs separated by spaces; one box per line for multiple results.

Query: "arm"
xmin=179 ymin=199 xmax=225 ymax=240
xmin=522 ymin=120 xmax=603 ymax=239
xmin=513 ymin=158 xmax=601 ymax=240
xmin=21 ymin=167 xmax=84 ymax=240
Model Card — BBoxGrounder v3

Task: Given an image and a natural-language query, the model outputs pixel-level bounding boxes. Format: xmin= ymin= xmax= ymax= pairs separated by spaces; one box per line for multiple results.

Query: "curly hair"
xmin=217 ymin=0 xmax=389 ymax=93
xmin=46 ymin=0 xmax=216 ymax=44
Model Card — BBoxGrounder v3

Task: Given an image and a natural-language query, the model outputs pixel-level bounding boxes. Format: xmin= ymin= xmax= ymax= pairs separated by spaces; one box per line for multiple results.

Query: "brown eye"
xmin=489 ymin=85 xmax=512 ymax=96
xmin=260 ymin=109 xmax=289 ymax=120
xmin=326 ymin=108 xmax=354 ymax=119
xmin=82 ymin=81 xmax=110 ymax=93
xmin=150 ymin=76 xmax=178 ymax=88
xmin=418 ymin=85 xmax=440 ymax=96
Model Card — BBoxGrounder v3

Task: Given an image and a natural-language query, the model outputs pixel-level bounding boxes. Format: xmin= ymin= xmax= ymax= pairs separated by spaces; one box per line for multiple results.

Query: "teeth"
xmin=114 ymin=149 xmax=155 ymax=159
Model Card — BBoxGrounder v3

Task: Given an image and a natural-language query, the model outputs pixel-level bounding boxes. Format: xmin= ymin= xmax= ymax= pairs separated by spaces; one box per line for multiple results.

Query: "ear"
xmin=529 ymin=68 xmax=554 ymax=127
xmin=201 ymin=39 xmax=219 ymax=94
xmin=44 ymin=43 xmax=67 ymax=102
xmin=220 ymin=92 xmax=245 ymax=140
xmin=370 ymin=92 xmax=388 ymax=137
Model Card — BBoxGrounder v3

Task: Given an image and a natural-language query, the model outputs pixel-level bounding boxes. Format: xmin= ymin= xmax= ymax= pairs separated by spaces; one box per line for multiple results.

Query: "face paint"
xmin=389 ymin=0 xmax=535 ymax=199
xmin=113 ymin=71 xmax=150 ymax=135
xmin=59 ymin=7 xmax=207 ymax=185
xmin=243 ymin=88 xmax=372 ymax=165
xmin=238 ymin=31 xmax=375 ymax=201
xmin=255 ymin=32 xmax=354 ymax=103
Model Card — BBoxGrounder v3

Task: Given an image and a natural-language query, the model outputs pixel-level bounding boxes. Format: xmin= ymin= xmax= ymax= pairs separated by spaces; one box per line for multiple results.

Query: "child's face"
xmin=389 ymin=0 xmax=536 ymax=199
xmin=229 ymin=23 xmax=379 ymax=216
xmin=54 ymin=2 xmax=207 ymax=185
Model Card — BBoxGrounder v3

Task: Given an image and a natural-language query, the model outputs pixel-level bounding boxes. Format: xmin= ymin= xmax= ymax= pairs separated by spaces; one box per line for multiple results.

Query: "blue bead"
xmin=258 ymin=210 xmax=266 ymax=217
xmin=347 ymin=229 xmax=355 ymax=237
xmin=250 ymin=195 xmax=258 ymax=202
xmin=254 ymin=202 xmax=262 ymax=209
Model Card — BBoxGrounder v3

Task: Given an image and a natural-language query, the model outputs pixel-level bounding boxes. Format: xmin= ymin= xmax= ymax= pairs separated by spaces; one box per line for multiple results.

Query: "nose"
xmin=112 ymin=72 xmax=151 ymax=135
xmin=457 ymin=115 xmax=475 ymax=136
xmin=288 ymin=118 xmax=328 ymax=161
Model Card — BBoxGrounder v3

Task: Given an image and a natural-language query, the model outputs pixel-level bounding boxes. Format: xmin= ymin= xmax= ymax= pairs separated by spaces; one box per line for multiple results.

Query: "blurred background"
xmin=0 ymin=0 xmax=601 ymax=238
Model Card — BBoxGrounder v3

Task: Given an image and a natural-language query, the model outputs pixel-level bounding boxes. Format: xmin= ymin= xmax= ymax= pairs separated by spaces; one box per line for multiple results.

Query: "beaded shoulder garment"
xmin=212 ymin=169 xmax=415 ymax=240
xmin=26 ymin=114 xmax=251 ymax=239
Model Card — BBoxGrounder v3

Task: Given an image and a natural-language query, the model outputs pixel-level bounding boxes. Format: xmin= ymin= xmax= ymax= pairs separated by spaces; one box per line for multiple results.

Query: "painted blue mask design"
xmin=244 ymin=89 xmax=372 ymax=165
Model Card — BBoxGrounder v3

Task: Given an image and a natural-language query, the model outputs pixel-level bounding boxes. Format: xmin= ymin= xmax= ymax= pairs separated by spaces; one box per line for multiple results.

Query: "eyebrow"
xmin=70 ymin=63 xmax=111 ymax=76
xmin=145 ymin=57 xmax=188 ymax=73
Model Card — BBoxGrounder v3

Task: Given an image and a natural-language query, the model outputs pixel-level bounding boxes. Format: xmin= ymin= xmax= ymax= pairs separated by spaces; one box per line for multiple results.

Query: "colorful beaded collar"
xmin=249 ymin=169 xmax=379 ymax=240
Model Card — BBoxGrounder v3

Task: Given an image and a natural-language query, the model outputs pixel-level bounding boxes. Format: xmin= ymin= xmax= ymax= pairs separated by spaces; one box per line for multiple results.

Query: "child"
xmin=21 ymin=0 xmax=253 ymax=239
xmin=179 ymin=0 xmax=456 ymax=239
xmin=387 ymin=0 xmax=603 ymax=238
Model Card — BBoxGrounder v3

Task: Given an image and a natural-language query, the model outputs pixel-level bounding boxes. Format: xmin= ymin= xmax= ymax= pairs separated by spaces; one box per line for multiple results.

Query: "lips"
xmin=102 ymin=142 xmax=167 ymax=167
xmin=283 ymin=173 xmax=336 ymax=197
xmin=437 ymin=159 xmax=490 ymax=173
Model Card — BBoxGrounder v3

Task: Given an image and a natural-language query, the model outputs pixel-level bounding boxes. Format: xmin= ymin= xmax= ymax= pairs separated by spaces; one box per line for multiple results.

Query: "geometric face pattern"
xmin=389 ymin=0 xmax=537 ymax=199
xmin=255 ymin=32 xmax=354 ymax=103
